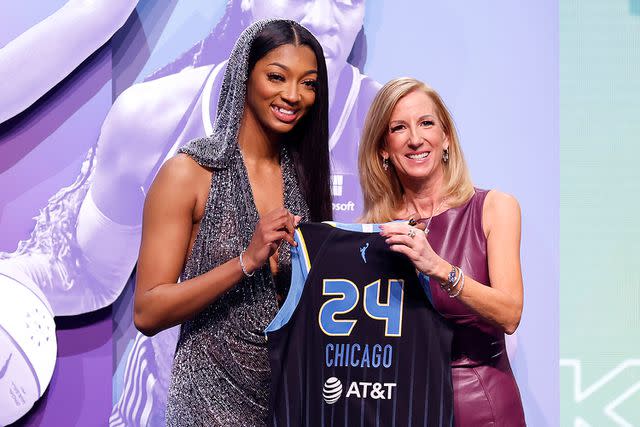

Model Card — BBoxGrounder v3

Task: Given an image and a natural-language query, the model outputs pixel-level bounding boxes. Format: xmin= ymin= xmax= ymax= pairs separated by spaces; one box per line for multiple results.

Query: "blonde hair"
xmin=359 ymin=77 xmax=474 ymax=223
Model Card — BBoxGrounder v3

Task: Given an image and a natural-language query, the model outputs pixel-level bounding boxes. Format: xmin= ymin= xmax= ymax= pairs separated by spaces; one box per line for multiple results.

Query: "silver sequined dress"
xmin=164 ymin=19 xmax=310 ymax=426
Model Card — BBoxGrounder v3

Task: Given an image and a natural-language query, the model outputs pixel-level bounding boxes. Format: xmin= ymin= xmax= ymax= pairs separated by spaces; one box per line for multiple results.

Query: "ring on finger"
xmin=407 ymin=228 xmax=416 ymax=238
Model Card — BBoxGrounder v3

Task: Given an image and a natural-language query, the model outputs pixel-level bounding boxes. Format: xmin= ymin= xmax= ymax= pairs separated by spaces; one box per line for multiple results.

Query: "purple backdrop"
xmin=0 ymin=1 xmax=558 ymax=426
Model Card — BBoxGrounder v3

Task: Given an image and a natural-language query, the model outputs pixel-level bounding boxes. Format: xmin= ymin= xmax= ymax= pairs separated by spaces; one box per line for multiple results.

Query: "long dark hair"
xmin=247 ymin=20 xmax=332 ymax=222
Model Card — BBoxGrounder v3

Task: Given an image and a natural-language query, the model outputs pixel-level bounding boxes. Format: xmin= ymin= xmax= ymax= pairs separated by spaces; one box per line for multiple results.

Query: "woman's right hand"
xmin=241 ymin=208 xmax=300 ymax=274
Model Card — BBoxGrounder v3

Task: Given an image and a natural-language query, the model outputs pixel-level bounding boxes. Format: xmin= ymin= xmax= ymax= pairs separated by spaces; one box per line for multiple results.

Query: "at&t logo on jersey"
xmin=323 ymin=377 xmax=343 ymax=404
xmin=346 ymin=381 xmax=397 ymax=400
xmin=322 ymin=377 xmax=397 ymax=404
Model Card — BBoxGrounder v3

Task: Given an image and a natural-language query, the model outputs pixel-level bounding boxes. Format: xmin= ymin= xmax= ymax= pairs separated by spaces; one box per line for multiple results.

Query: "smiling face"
xmin=381 ymin=90 xmax=449 ymax=184
xmin=246 ymin=0 xmax=365 ymax=78
xmin=245 ymin=43 xmax=319 ymax=135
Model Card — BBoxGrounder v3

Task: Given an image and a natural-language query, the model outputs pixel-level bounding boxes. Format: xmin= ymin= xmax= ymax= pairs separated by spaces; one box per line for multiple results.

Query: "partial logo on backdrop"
xmin=331 ymin=174 xmax=344 ymax=197
xmin=331 ymin=174 xmax=356 ymax=213
xmin=0 ymin=274 xmax=57 ymax=425
xmin=0 ymin=354 xmax=12 ymax=380
xmin=561 ymin=358 xmax=640 ymax=426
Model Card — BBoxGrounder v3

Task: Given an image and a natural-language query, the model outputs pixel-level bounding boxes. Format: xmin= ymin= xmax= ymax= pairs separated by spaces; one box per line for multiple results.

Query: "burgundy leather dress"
xmin=426 ymin=189 xmax=526 ymax=426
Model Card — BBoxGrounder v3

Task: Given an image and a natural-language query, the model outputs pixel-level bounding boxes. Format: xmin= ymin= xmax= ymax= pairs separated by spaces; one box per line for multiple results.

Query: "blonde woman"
xmin=359 ymin=77 xmax=526 ymax=426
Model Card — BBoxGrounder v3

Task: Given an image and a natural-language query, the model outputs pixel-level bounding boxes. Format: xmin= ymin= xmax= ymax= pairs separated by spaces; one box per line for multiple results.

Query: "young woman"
xmin=132 ymin=20 xmax=331 ymax=425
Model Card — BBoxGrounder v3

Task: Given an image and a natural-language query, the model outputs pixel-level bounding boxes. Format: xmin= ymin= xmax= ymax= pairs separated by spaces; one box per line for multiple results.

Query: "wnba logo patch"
xmin=322 ymin=377 xmax=343 ymax=404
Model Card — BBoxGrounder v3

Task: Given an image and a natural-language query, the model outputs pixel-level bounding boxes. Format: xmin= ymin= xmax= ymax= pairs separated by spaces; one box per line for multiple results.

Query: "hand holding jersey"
xmin=379 ymin=221 xmax=452 ymax=281
xmin=242 ymin=208 xmax=300 ymax=275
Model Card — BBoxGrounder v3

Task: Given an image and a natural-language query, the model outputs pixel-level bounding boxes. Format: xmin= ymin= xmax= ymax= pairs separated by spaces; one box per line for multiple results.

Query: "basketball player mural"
xmin=1 ymin=1 xmax=137 ymax=423
xmin=0 ymin=0 xmax=139 ymax=124
xmin=0 ymin=1 xmax=379 ymax=425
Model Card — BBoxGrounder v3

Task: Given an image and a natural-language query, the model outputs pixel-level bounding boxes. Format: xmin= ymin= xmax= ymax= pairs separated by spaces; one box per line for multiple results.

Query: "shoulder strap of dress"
xmin=471 ymin=188 xmax=490 ymax=213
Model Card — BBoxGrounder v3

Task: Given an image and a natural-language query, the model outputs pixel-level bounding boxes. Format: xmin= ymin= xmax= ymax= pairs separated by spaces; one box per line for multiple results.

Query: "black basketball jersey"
xmin=265 ymin=222 xmax=454 ymax=426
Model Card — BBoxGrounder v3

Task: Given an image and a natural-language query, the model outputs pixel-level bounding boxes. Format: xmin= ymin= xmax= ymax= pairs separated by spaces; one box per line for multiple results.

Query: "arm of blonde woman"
xmin=380 ymin=190 xmax=523 ymax=335
xmin=133 ymin=155 xmax=297 ymax=337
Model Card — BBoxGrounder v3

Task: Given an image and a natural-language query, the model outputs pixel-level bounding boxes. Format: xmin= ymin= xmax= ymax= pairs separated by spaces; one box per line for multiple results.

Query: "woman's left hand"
xmin=379 ymin=222 xmax=449 ymax=279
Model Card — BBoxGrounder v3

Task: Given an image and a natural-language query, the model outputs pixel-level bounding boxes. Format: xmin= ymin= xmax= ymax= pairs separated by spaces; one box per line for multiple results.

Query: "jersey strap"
xmin=322 ymin=221 xmax=380 ymax=233
xmin=264 ymin=228 xmax=310 ymax=333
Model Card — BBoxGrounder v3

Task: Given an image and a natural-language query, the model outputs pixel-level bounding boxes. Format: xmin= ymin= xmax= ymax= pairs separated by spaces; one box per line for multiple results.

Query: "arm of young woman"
xmin=133 ymin=155 xmax=297 ymax=336
xmin=380 ymin=190 xmax=523 ymax=335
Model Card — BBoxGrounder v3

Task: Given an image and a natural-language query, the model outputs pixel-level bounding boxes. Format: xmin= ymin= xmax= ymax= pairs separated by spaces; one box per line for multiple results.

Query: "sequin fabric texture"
xmin=165 ymin=19 xmax=310 ymax=426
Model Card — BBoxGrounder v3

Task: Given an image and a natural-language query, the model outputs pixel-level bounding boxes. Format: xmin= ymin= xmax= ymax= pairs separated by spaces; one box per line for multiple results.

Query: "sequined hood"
xmin=178 ymin=18 xmax=300 ymax=170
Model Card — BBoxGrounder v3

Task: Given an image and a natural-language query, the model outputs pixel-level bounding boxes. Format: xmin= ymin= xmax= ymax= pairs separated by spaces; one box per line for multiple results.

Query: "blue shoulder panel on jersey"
xmin=323 ymin=221 xmax=383 ymax=232
xmin=265 ymin=228 xmax=310 ymax=334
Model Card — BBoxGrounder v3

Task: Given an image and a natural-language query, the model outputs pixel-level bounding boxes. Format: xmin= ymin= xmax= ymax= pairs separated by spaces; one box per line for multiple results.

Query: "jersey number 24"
xmin=318 ymin=279 xmax=405 ymax=337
